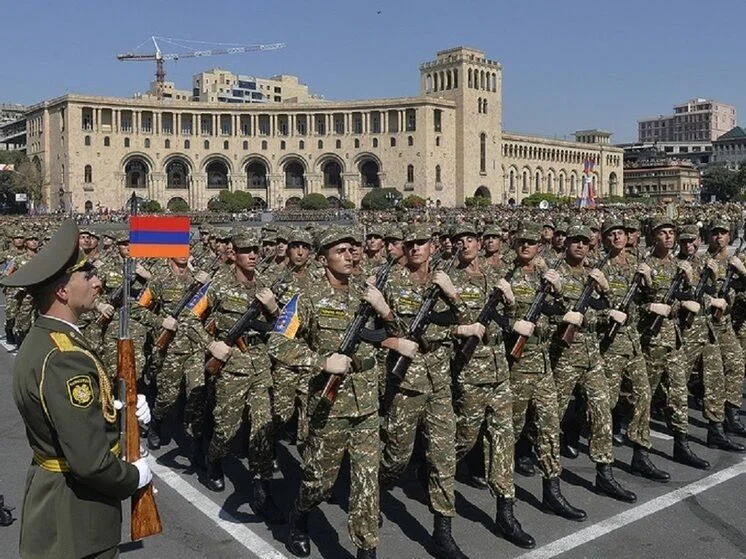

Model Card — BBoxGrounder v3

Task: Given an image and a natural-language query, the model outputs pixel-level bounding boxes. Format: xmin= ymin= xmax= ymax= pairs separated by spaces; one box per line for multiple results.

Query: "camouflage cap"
xmin=585 ymin=218 xmax=601 ymax=231
xmin=623 ymin=218 xmax=641 ymax=232
xmin=261 ymin=225 xmax=279 ymax=242
xmin=678 ymin=223 xmax=700 ymax=241
xmin=542 ymin=219 xmax=555 ymax=230
xmin=102 ymin=230 xmax=117 ymax=241
xmin=232 ymin=230 xmax=261 ymax=249
xmin=404 ymin=224 xmax=432 ymax=243
xmin=566 ymin=224 xmax=593 ymax=240
xmin=482 ymin=222 xmax=503 ymax=237
xmin=708 ymin=217 xmax=730 ymax=232
xmin=602 ymin=217 xmax=626 ymax=235
xmin=365 ymin=224 xmax=387 ymax=238
xmin=274 ymin=226 xmax=290 ymax=243
xmin=650 ymin=216 xmax=675 ymax=232
xmin=288 ymin=228 xmax=314 ymax=247
xmin=25 ymin=229 xmax=40 ymax=240
xmin=554 ymin=221 xmax=569 ymax=234
xmin=317 ymin=226 xmax=356 ymax=251
xmin=383 ymin=224 xmax=404 ymax=241
xmin=450 ymin=222 xmax=478 ymax=239
xmin=515 ymin=222 xmax=542 ymax=242
xmin=113 ymin=230 xmax=129 ymax=244
xmin=214 ymin=227 xmax=233 ymax=241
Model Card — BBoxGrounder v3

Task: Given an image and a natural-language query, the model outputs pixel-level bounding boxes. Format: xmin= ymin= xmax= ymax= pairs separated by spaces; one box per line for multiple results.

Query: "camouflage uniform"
xmin=9 ymin=251 xmax=36 ymax=344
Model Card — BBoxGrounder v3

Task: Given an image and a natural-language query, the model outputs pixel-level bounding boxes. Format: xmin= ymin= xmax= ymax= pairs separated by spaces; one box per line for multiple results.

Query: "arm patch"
xmin=66 ymin=375 xmax=94 ymax=408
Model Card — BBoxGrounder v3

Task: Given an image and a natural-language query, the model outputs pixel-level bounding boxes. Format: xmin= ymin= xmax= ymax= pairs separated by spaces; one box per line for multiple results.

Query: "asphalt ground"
xmin=1 ymin=308 xmax=746 ymax=558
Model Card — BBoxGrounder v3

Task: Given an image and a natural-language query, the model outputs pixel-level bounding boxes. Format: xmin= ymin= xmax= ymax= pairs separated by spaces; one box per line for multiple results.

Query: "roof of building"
xmin=716 ymin=126 xmax=746 ymax=141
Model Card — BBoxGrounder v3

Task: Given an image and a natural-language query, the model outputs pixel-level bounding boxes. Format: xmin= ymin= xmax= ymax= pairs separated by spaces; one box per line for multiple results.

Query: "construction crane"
xmin=117 ymin=36 xmax=286 ymax=100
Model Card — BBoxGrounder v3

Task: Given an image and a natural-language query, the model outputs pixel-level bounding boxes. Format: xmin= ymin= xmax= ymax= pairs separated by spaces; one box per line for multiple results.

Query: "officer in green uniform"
xmin=6 ymin=219 xmax=152 ymax=559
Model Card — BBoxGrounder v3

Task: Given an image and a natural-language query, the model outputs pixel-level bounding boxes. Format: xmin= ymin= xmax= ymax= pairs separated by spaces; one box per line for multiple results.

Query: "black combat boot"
xmin=612 ymin=412 xmax=625 ymax=447
xmin=495 ymin=497 xmax=535 ymax=549
xmin=707 ymin=422 xmax=746 ymax=453
xmin=630 ymin=444 xmax=670 ymax=482
xmin=191 ymin=436 xmax=206 ymax=470
xmin=0 ymin=495 xmax=14 ymax=527
xmin=249 ymin=479 xmax=286 ymax=524
xmin=356 ymin=547 xmax=376 ymax=559
xmin=206 ymin=458 xmax=225 ymax=492
xmin=464 ymin=442 xmax=488 ymax=489
xmin=673 ymin=431 xmax=710 ymax=470
xmin=595 ymin=464 xmax=637 ymax=503
xmin=286 ymin=505 xmax=311 ymax=557
xmin=542 ymin=477 xmax=587 ymax=522
xmin=432 ymin=513 xmax=468 ymax=559
xmin=560 ymin=419 xmax=580 ymax=459
xmin=514 ymin=435 xmax=535 ymax=477
xmin=147 ymin=418 xmax=162 ymax=450
xmin=725 ymin=404 xmax=746 ymax=437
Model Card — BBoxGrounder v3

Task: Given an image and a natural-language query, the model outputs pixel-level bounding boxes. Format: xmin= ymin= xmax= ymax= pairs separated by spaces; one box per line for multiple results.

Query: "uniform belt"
xmin=33 ymin=441 xmax=121 ymax=473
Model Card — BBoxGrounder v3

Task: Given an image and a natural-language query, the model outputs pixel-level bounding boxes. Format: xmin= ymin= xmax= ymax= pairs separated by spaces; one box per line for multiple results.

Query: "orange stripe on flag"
xmin=129 ymin=244 xmax=190 ymax=258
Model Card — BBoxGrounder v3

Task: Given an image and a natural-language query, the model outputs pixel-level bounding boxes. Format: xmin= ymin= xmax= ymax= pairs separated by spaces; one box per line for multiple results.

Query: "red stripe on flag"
xmin=130 ymin=216 xmax=191 ymax=233
xmin=130 ymin=244 xmax=190 ymax=258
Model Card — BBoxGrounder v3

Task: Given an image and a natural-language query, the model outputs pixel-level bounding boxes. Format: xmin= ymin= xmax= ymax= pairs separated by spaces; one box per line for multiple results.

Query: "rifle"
xmin=602 ymin=248 xmax=653 ymax=345
xmin=558 ymin=252 xmax=611 ymax=346
xmin=451 ymin=285 xmax=503 ymax=377
xmin=389 ymin=246 xmax=462 ymax=380
xmin=118 ymin=192 xmax=162 ymax=541
xmin=680 ymin=260 xmax=713 ymax=329
xmin=649 ymin=247 xmax=693 ymax=337
xmin=204 ymin=266 xmax=295 ymax=376
xmin=97 ymin=284 xmax=125 ymax=326
xmin=319 ymin=254 xmax=396 ymax=405
xmin=712 ymin=238 xmax=746 ymax=320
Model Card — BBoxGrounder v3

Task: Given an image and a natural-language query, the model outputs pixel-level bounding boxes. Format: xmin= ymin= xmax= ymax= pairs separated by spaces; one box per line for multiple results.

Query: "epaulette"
xmin=49 ymin=332 xmax=75 ymax=352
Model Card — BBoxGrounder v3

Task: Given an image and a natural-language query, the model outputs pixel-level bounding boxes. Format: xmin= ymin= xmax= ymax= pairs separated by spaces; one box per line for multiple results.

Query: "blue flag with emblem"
xmin=274 ymin=293 xmax=300 ymax=339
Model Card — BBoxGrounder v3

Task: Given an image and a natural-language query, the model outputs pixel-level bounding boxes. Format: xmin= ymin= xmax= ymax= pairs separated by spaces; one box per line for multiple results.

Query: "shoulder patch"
xmin=49 ymin=332 xmax=74 ymax=351
xmin=66 ymin=375 xmax=94 ymax=408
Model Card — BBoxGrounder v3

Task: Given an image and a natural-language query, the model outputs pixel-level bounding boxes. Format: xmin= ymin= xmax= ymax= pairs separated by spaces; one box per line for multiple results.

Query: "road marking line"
xmin=0 ymin=340 xmax=16 ymax=352
xmin=650 ymin=430 xmax=673 ymax=441
xmin=148 ymin=459 xmax=290 ymax=559
xmin=518 ymin=457 xmax=746 ymax=559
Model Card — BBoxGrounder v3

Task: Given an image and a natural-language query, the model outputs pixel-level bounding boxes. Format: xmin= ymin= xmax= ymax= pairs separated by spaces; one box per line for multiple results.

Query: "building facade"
xmin=712 ymin=126 xmax=746 ymax=169
xmin=0 ymin=104 xmax=27 ymax=151
xmin=623 ymin=159 xmax=701 ymax=202
xmin=638 ymin=98 xmax=737 ymax=143
xmin=23 ymin=47 xmax=623 ymax=212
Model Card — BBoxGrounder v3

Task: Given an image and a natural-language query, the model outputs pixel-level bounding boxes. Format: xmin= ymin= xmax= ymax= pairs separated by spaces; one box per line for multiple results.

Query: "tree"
xmin=464 ymin=196 xmax=491 ymax=207
xmin=300 ymin=193 xmax=330 ymax=210
xmin=14 ymin=160 xmax=46 ymax=210
xmin=360 ymin=187 xmax=402 ymax=210
xmin=520 ymin=192 xmax=562 ymax=207
xmin=342 ymin=200 xmax=355 ymax=209
xmin=702 ymin=165 xmax=739 ymax=201
xmin=402 ymin=195 xmax=426 ymax=208
xmin=140 ymin=199 xmax=163 ymax=213
xmin=232 ymin=190 xmax=254 ymax=211
xmin=0 ymin=151 xmax=36 ymax=212
xmin=207 ymin=189 xmax=254 ymax=212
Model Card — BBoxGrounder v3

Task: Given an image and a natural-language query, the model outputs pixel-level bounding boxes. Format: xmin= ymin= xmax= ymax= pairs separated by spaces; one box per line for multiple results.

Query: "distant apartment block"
xmin=638 ymin=98 xmax=736 ymax=143
xmin=0 ymin=103 xmax=27 ymax=151
xmin=712 ymin=126 xmax=746 ymax=169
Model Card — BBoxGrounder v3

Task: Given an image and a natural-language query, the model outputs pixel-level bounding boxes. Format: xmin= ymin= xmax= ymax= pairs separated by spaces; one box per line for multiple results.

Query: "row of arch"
xmin=502 ymin=166 xmax=619 ymax=197
xmin=424 ymin=67 xmax=498 ymax=93
xmin=502 ymin=143 xmax=610 ymax=166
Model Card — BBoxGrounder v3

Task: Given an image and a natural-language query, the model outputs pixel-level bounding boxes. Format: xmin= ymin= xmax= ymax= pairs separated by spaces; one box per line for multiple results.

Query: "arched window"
xmin=435 ymin=165 xmax=441 ymax=183
xmin=247 ymin=161 xmax=268 ymax=188
xmin=318 ymin=140 xmax=324 ymax=149
xmin=243 ymin=140 xmax=248 ymax=150
xmin=262 ymin=140 xmax=268 ymax=150
xmin=408 ymin=136 xmax=414 ymax=146
xmin=103 ymin=136 xmax=110 ymax=147
xmin=223 ymin=140 xmax=229 ymax=150
xmin=478 ymin=97 xmax=482 ymax=114
xmin=468 ymin=68 xmax=472 ymax=88
xmin=124 ymin=138 xmax=130 ymax=148
xmin=360 ymin=160 xmax=380 ymax=188
xmin=479 ymin=133 xmax=486 ymax=173
xmin=354 ymin=139 xmax=360 ymax=148
xmin=372 ymin=138 xmax=378 ymax=148
xmin=407 ymin=164 xmax=414 ymax=183
xmin=535 ymin=172 xmax=541 ymax=192
xmin=125 ymin=159 xmax=147 ymax=188
xmin=84 ymin=165 xmax=92 ymax=183
xmin=144 ymin=138 xmax=150 ymax=148
xmin=299 ymin=140 xmax=305 ymax=150
xmin=509 ymin=170 xmax=515 ymax=191
xmin=336 ymin=139 xmax=342 ymax=149
xmin=84 ymin=135 xmax=91 ymax=146
xmin=184 ymin=139 xmax=190 ymax=149
xmin=285 ymin=160 xmax=305 ymax=189
xmin=280 ymin=140 xmax=286 ymax=150
xmin=436 ymin=136 xmax=440 ymax=147
xmin=322 ymin=160 xmax=342 ymax=188
xmin=165 ymin=139 xmax=170 ymax=149
xmin=204 ymin=140 xmax=210 ymax=150
xmin=483 ymin=99 xmax=488 ymax=114
xmin=522 ymin=172 xmax=528 ymax=192
xmin=390 ymin=137 xmax=396 ymax=147
xmin=206 ymin=160 xmax=229 ymax=189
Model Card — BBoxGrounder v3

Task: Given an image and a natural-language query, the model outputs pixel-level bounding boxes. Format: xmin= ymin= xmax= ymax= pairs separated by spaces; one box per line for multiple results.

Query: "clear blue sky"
xmin=3 ymin=0 xmax=744 ymax=142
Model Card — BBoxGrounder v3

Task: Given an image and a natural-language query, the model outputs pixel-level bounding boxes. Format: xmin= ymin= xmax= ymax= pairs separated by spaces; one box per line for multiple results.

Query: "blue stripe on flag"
xmin=129 ymin=231 xmax=191 ymax=245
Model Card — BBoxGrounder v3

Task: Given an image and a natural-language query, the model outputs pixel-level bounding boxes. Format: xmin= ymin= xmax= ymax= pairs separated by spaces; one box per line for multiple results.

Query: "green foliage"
xmin=701 ymin=165 xmax=745 ymax=201
xmin=402 ymin=195 xmax=426 ymax=208
xmin=464 ymin=196 xmax=491 ymax=207
xmin=207 ymin=189 xmax=255 ymax=212
xmin=166 ymin=198 xmax=189 ymax=212
xmin=300 ymin=193 xmax=330 ymax=210
xmin=360 ymin=187 xmax=402 ymax=210
xmin=0 ymin=151 xmax=40 ymax=210
xmin=520 ymin=192 xmax=562 ymax=207
xmin=342 ymin=200 xmax=355 ymax=209
xmin=140 ymin=199 xmax=163 ymax=213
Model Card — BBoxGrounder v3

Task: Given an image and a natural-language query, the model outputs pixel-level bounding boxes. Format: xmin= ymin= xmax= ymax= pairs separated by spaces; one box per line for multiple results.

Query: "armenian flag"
xmin=129 ymin=216 xmax=191 ymax=258
xmin=274 ymin=293 xmax=300 ymax=339
xmin=187 ymin=282 xmax=211 ymax=320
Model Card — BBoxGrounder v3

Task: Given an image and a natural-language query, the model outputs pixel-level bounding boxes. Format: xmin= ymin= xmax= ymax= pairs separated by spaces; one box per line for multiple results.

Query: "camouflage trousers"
xmin=454 ymin=381 xmax=515 ymax=499
xmin=682 ymin=325 xmax=725 ymax=423
xmin=602 ymin=350 xmax=652 ymax=448
xmin=713 ymin=320 xmax=745 ymax=408
xmin=642 ymin=340 xmax=689 ymax=433
xmin=380 ymin=383 xmax=457 ymax=516
xmin=151 ymin=345 xmax=202 ymax=424
xmin=207 ymin=369 xmax=274 ymax=479
xmin=271 ymin=363 xmax=311 ymax=446
xmin=4 ymin=287 xmax=19 ymax=324
xmin=297 ymin=412 xmax=379 ymax=550
xmin=97 ymin=321 xmax=150 ymax=380
xmin=552 ymin=356 xmax=613 ymax=465
xmin=13 ymin=292 xmax=35 ymax=342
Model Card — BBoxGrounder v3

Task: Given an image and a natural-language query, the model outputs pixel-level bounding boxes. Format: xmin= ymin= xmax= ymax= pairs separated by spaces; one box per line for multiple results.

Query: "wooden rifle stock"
xmin=510 ymin=335 xmax=528 ymax=360
xmin=118 ymin=338 xmax=162 ymax=541
xmin=97 ymin=285 xmax=124 ymax=326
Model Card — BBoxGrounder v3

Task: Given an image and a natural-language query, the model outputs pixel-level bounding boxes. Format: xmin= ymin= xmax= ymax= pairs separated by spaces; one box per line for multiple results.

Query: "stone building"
xmin=712 ymin=126 xmax=746 ymax=169
xmin=623 ymin=159 xmax=701 ymax=202
xmin=23 ymin=46 xmax=623 ymax=212
xmin=638 ymin=98 xmax=737 ymax=143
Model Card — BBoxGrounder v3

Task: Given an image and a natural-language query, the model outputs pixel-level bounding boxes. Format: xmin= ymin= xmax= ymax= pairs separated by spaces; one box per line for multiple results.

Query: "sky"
xmin=2 ymin=0 xmax=744 ymax=143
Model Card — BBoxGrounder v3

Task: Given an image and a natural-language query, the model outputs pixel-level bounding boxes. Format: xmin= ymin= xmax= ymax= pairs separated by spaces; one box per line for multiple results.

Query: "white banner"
xmin=15 ymin=193 xmax=27 ymax=202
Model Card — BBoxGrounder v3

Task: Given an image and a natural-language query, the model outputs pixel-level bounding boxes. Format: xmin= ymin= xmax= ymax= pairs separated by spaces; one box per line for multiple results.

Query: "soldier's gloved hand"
xmin=648 ymin=303 xmax=671 ymax=317
xmin=362 ymin=283 xmax=391 ymax=318
xmin=195 ymin=270 xmax=211 ymax=284
xmin=207 ymin=340 xmax=233 ymax=362
xmin=730 ymin=255 xmax=746 ymax=276
xmin=609 ymin=309 xmax=627 ymax=325
xmin=255 ymin=288 xmax=279 ymax=315
xmin=393 ymin=338 xmax=419 ymax=358
xmin=135 ymin=394 xmax=151 ymax=427
xmin=590 ymin=268 xmax=610 ymax=293
xmin=432 ymin=270 xmax=458 ymax=299
xmin=710 ymin=297 xmax=727 ymax=311
xmin=706 ymin=259 xmax=719 ymax=277
xmin=324 ymin=352 xmax=352 ymax=375
xmin=96 ymin=302 xmax=115 ymax=320
xmin=562 ymin=310 xmax=584 ymax=327
xmin=135 ymin=263 xmax=152 ymax=280
xmin=133 ymin=458 xmax=153 ymax=489
xmin=534 ymin=256 xmax=548 ymax=271
xmin=543 ymin=270 xmax=562 ymax=293
xmin=496 ymin=278 xmax=515 ymax=305
xmin=456 ymin=323 xmax=486 ymax=339
xmin=187 ymin=256 xmax=196 ymax=271
xmin=637 ymin=263 xmax=653 ymax=287
xmin=681 ymin=300 xmax=701 ymax=314
xmin=161 ymin=316 xmax=178 ymax=332
xmin=512 ymin=319 xmax=535 ymax=338
xmin=677 ymin=261 xmax=693 ymax=285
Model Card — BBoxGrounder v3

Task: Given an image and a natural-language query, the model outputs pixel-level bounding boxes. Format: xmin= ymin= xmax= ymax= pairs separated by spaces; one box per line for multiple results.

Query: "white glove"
xmin=255 ymin=287 xmax=279 ymax=315
xmin=135 ymin=394 xmax=151 ymax=427
xmin=496 ymin=279 xmax=515 ymax=305
xmin=710 ymin=297 xmax=727 ymax=311
xmin=589 ymin=268 xmax=609 ymax=293
xmin=393 ymin=338 xmax=419 ymax=358
xmin=512 ymin=319 xmax=535 ymax=338
xmin=362 ymin=283 xmax=391 ymax=318
xmin=543 ymin=270 xmax=562 ymax=293
xmin=456 ymin=323 xmax=486 ymax=339
xmin=730 ymin=255 xmax=746 ymax=276
xmin=637 ymin=263 xmax=652 ymax=287
xmin=161 ymin=316 xmax=178 ymax=332
xmin=681 ymin=300 xmax=701 ymax=314
xmin=706 ymin=259 xmax=719 ymax=277
xmin=195 ymin=270 xmax=211 ymax=284
xmin=135 ymin=263 xmax=152 ymax=280
xmin=207 ymin=340 xmax=233 ymax=362
xmin=96 ymin=302 xmax=115 ymax=320
xmin=609 ymin=309 xmax=627 ymax=325
xmin=432 ymin=270 xmax=458 ymax=299
xmin=677 ymin=261 xmax=693 ymax=284
xmin=648 ymin=303 xmax=671 ymax=317
xmin=562 ymin=311 xmax=584 ymax=327
xmin=133 ymin=458 xmax=153 ymax=489
xmin=324 ymin=352 xmax=352 ymax=375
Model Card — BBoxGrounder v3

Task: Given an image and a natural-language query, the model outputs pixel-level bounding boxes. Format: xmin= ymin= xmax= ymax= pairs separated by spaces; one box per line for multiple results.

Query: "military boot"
xmin=432 ymin=513 xmax=468 ymax=559
xmin=595 ymin=464 xmax=637 ymax=503
xmin=286 ymin=505 xmax=311 ymax=557
xmin=249 ymin=479 xmax=286 ymax=524
xmin=146 ymin=418 xmax=162 ymax=450
xmin=191 ymin=435 xmax=206 ymax=470
xmin=495 ymin=497 xmax=536 ymax=549
xmin=464 ymin=442 xmax=488 ymax=489
xmin=630 ymin=444 xmax=670 ymax=482
xmin=514 ymin=435 xmax=535 ymax=477
xmin=4 ymin=319 xmax=15 ymax=345
xmin=356 ymin=547 xmax=376 ymax=559
xmin=0 ymin=495 xmax=14 ymax=527
xmin=673 ymin=431 xmax=710 ymax=470
xmin=542 ymin=477 xmax=587 ymax=522
xmin=612 ymin=411 xmax=625 ymax=447
xmin=206 ymin=458 xmax=225 ymax=492
xmin=560 ymin=418 xmax=580 ymax=459
xmin=707 ymin=422 xmax=746 ymax=453
xmin=725 ymin=404 xmax=746 ymax=437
